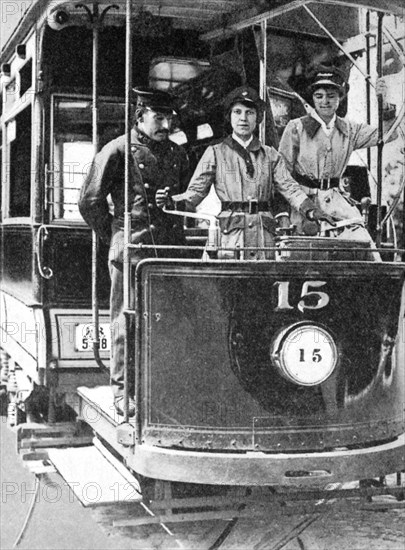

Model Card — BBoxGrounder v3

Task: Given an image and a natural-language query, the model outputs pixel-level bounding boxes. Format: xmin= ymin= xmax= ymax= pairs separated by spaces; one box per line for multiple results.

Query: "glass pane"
xmin=52 ymin=97 xmax=125 ymax=220
xmin=9 ymin=107 xmax=31 ymax=217
xmin=60 ymin=141 xmax=94 ymax=220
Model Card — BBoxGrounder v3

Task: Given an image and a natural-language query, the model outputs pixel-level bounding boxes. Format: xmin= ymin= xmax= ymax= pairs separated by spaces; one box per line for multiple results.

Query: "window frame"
xmin=49 ymin=93 xmax=126 ymax=223
xmin=1 ymin=99 xmax=34 ymax=224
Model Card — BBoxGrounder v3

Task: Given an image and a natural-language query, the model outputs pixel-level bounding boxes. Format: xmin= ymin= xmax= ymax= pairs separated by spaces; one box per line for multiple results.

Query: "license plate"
xmin=75 ymin=323 xmax=111 ymax=352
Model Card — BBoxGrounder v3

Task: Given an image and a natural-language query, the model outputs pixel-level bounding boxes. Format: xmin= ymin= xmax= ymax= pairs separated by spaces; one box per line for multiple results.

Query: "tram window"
xmin=5 ymin=79 xmax=17 ymax=110
xmin=52 ymin=140 xmax=94 ymax=220
xmin=51 ymin=97 xmax=125 ymax=220
xmin=149 ymin=57 xmax=210 ymax=91
xmin=8 ymin=107 xmax=31 ymax=218
xmin=19 ymin=60 xmax=33 ymax=97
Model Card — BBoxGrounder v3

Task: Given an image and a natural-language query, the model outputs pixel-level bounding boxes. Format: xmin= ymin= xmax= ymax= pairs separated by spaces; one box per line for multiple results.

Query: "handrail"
xmin=35 ymin=225 xmax=53 ymax=279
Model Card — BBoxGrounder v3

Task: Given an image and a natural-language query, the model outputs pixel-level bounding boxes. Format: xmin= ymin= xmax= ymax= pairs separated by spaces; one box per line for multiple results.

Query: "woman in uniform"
xmin=156 ymin=85 xmax=333 ymax=259
xmin=278 ymin=64 xmax=397 ymax=242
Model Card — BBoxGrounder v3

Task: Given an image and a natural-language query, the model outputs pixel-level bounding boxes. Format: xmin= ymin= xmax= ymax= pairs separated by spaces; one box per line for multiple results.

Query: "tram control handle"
xmin=158 ymin=187 xmax=221 ymax=253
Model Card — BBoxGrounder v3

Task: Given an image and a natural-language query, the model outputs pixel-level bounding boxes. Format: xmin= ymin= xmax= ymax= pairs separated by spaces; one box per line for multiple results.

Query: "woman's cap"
xmin=308 ymin=66 xmax=347 ymax=93
xmin=223 ymin=86 xmax=266 ymax=122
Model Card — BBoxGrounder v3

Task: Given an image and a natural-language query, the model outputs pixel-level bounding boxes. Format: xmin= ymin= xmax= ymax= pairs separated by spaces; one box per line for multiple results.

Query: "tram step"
xmin=16 ymin=421 xmax=93 ymax=451
xmin=77 ymin=385 xmax=134 ymax=425
xmin=48 ymin=440 xmax=142 ymax=506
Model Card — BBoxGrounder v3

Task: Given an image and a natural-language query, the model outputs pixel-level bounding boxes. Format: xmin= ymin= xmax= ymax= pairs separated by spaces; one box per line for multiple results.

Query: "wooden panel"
xmin=48 ymin=445 xmax=141 ymax=506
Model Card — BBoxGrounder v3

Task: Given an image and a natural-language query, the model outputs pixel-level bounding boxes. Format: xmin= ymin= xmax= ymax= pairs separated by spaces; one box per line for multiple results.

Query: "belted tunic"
xmin=173 ymin=135 xmax=308 ymax=259
xmin=278 ymin=114 xmax=397 ymax=240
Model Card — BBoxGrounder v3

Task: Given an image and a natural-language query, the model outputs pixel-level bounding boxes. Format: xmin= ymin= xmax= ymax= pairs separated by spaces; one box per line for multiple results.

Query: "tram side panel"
xmin=0 ymin=225 xmax=111 ymax=417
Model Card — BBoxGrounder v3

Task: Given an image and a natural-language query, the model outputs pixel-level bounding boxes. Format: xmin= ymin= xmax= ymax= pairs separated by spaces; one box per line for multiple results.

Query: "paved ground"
xmin=0 ymin=414 xmax=136 ymax=550
xmin=1 ymin=413 xmax=404 ymax=550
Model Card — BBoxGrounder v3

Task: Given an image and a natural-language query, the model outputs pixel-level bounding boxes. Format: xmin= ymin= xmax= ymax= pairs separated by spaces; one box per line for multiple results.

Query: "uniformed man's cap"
xmin=309 ymin=66 xmax=347 ymax=93
xmin=133 ymin=87 xmax=177 ymax=114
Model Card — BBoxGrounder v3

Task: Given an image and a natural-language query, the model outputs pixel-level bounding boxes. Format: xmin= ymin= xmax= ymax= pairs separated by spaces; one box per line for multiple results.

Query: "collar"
xmin=301 ymin=114 xmax=348 ymax=138
xmin=311 ymin=111 xmax=336 ymax=134
xmin=132 ymin=126 xmax=172 ymax=153
xmin=133 ymin=126 xmax=153 ymax=146
xmin=232 ymin=133 xmax=253 ymax=149
xmin=223 ymin=135 xmax=261 ymax=177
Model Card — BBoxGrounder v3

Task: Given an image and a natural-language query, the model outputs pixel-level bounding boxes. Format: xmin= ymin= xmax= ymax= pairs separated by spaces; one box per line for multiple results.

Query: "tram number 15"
xmin=299 ymin=348 xmax=322 ymax=362
xmin=274 ymin=281 xmax=329 ymax=312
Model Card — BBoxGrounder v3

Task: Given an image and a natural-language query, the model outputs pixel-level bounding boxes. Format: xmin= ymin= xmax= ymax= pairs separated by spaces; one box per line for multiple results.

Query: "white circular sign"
xmin=271 ymin=323 xmax=338 ymax=386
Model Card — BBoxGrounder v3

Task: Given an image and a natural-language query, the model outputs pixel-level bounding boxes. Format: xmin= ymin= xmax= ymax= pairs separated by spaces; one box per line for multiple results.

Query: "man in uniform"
xmin=79 ymin=88 xmax=189 ymax=416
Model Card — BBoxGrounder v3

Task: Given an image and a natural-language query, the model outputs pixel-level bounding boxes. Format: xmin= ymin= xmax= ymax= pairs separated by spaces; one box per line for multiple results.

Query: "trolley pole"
xmin=376 ymin=11 xmax=384 ymax=249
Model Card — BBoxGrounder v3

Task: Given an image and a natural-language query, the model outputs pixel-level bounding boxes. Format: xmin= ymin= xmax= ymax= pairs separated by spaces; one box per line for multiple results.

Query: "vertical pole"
xmin=375 ymin=11 xmax=384 ymax=249
xmin=123 ymin=0 xmax=133 ymax=422
xmin=259 ymin=19 xmax=267 ymax=144
xmin=92 ymin=3 xmax=101 ymax=364
xmin=92 ymin=4 xmax=99 ymax=156
xmin=365 ymin=10 xmax=371 ymax=171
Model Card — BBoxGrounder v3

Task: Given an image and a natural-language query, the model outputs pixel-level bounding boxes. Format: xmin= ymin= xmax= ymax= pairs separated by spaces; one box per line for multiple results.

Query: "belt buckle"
xmin=248 ymin=199 xmax=258 ymax=214
xmin=320 ymin=178 xmax=330 ymax=191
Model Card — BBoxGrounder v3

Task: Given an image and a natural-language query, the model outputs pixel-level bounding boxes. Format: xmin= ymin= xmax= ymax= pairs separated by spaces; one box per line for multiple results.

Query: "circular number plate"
xmin=271 ymin=323 xmax=338 ymax=386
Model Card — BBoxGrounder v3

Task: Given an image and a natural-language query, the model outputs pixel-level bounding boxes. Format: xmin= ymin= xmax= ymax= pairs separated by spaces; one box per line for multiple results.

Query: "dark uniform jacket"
xmin=78 ymin=127 xmax=189 ymax=264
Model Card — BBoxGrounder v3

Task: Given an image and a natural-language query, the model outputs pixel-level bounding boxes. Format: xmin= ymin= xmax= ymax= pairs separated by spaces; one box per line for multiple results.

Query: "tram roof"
xmin=1 ymin=0 xmax=403 ymax=60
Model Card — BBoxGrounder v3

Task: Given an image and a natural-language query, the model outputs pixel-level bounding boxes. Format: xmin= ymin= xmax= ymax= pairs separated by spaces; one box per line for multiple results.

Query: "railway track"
xmin=89 ymin=476 xmax=404 ymax=549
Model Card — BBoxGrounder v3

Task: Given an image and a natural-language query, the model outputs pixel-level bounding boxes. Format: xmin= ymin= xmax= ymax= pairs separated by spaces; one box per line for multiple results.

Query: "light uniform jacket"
xmin=79 ymin=128 xmax=189 ymax=265
xmin=173 ymin=136 xmax=308 ymax=259
xmin=278 ymin=114 xmax=396 ymax=241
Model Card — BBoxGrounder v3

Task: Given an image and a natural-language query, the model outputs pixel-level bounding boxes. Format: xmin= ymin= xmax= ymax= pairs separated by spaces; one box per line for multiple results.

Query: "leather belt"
xmin=221 ymin=200 xmax=270 ymax=214
xmin=295 ymin=173 xmax=340 ymax=190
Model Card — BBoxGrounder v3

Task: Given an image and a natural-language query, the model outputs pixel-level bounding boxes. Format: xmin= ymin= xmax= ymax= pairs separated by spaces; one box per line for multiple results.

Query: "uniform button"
xmin=139 ymin=163 xmax=145 ymax=169
xmin=223 ymin=230 xmax=229 ymax=234
xmin=326 ymin=146 xmax=331 ymax=152
xmin=144 ymin=183 xmax=150 ymax=189
xmin=148 ymin=203 xmax=154 ymax=209
xmin=248 ymin=222 xmax=253 ymax=228
xmin=150 ymin=225 xmax=155 ymax=231
xmin=173 ymin=164 xmax=177 ymax=168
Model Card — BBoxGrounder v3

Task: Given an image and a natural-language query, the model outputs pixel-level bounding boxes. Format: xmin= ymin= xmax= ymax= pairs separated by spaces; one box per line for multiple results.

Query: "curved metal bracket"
xmin=36 ymin=225 xmax=53 ymax=279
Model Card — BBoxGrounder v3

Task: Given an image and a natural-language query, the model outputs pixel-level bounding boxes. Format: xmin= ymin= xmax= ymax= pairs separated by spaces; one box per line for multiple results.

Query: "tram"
xmin=0 ymin=0 xmax=404 ymax=496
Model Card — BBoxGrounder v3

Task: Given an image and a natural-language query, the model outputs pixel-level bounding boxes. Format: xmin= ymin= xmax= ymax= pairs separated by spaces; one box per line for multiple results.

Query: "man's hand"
xmin=155 ymin=187 xmax=172 ymax=209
